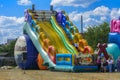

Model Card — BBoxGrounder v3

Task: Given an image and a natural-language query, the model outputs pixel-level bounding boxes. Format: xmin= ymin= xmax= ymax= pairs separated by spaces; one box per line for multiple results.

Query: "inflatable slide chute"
xmin=23 ymin=22 xmax=74 ymax=71
xmin=38 ymin=22 xmax=70 ymax=54
xmin=106 ymin=18 xmax=120 ymax=62
xmin=50 ymin=16 xmax=78 ymax=54
xmin=23 ymin=22 xmax=55 ymax=68
xmin=14 ymin=7 xmax=95 ymax=72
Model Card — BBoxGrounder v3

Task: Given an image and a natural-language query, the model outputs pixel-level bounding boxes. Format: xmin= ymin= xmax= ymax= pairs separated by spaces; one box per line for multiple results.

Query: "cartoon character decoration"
xmin=43 ymin=39 xmax=50 ymax=52
xmin=24 ymin=9 xmax=32 ymax=23
xmin=83 ymin=46 xmax=93 ymax=53
xmin=74 ymin=54 xmax=93 ymax=65
xmin=39 ymin=31 xmax=56 ymax=64
xmin=110 ymin=19 xmax=120 ymax=33
xmin=37 ymin=54 xmax=48 ymax=70
xmin=48 ymin=46 xmax=56 ymax=64
xmin=56 ymin=11 xmax=62 ymax=24
xmin=56 ymin=11 xmax=74 ymax=42
xmin=78 ymin=39 xmax=93 ymax=54
xmin=42 ymin=38 xmax=56 ymax=64
xmin=56 ymin=11 xmax=93 ymax=54
xmin=97 ymin=43 xmax=109 ymax=60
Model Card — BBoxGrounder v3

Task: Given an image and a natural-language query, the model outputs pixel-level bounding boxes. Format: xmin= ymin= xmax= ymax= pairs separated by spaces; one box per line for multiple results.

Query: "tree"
xmin=7 ymin=41 xmax=16 ymax=56
xmin=0 ymin=40 xmax=16 ymax=56
xmin=84 ymin=22 xmax=110 ymax=50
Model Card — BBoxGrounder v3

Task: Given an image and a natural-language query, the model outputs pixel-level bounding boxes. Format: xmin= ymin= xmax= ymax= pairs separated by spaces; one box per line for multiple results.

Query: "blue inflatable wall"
xmin=18 ymin=35 xmax=39 ymax=69
xmin=56 ymin=54 xmax=72 ymax=66
xmin=108 ymin=33 xmax=120 ymax=48
xmin=73 ymin=65 xmax=98 ymax=72
xmin=107 ymin=32 xmax=120 ymax=62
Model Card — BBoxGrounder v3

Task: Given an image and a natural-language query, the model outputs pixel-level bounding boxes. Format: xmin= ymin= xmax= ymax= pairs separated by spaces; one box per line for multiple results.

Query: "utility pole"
xmin=80 ymin=15 xmax=83 ymax=34
xmin=50 ymin=5 xmax=53 ymax=11
xmin=32 ymin=4 xmax=35 ymax=11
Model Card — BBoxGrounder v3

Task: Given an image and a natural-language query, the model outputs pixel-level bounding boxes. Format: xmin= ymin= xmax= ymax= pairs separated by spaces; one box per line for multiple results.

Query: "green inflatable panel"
xmin=106 ymin=43 xmax=120 ymax=63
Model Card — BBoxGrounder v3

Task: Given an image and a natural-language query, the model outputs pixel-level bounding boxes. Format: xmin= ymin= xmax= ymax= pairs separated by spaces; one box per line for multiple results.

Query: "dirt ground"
xmin=0 ymin=69 xmax=120 ymax=80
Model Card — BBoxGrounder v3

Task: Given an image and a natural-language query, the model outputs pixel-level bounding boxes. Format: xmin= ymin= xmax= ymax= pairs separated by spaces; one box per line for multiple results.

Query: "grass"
xmin=0 ymin=69 xmax=120 ymax=80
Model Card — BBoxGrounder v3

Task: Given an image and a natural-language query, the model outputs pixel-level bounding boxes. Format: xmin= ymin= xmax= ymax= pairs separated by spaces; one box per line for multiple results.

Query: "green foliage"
xmin=7 ymin=41 xmax=16 ymax=56
xmin=84 ymin=22 xmax=110 ymax=50
xmin=0 ymin=45 xmax=8 ymax=52
xmin=0 ymin=40 xmax=16 ymax=56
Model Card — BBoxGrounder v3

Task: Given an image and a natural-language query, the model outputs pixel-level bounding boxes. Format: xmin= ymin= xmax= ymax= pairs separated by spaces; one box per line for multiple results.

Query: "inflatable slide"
xmin=14 ymin=5 xmax=96 ymax=72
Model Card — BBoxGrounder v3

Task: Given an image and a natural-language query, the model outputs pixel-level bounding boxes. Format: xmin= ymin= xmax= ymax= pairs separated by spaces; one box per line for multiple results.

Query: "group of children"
xmin=97 ymin=55 xmax=120 ymax=72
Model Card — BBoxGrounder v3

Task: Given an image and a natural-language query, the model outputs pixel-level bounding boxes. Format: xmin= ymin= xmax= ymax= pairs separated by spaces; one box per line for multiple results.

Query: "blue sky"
xmin=0 ymin=0 xmax=120 ymax=44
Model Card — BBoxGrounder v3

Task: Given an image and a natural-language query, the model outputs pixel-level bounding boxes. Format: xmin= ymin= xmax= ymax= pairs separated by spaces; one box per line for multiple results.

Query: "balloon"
xmin=30 ymin=20 xmax=36 ymax=27
xmin=56 ymin=12 xmax=62 ymax=24
xmin=62 ymin=16 xmax=66 ymax=23
xmin=106 ymin=43 xmax=120 ymax=63
xmin=62 ymin=22 xmax=66 ymax=30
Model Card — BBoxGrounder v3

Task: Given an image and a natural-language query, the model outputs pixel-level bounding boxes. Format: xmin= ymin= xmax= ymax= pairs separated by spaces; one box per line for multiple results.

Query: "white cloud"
xmin=0 ymin=16 xmax=24 ymax=44
xmin=69 ymin=11 xmax=82 ymax=22
xmin=93 ymin=6 xmax=110 ymax=16
xmin=68 ymin=6 xmax=110 ymax=27
xmin=100 ymin=16 xmax=107 ymax=21
xmin=68 ymin=6 xmax=120 ymax=32
xmin=17 ymin=0 xmax=32 ymax=6
xmin=50 ymin=0 xmax=97 ymax=8
xmin=110 ymin=8 xmax=120 ymax=19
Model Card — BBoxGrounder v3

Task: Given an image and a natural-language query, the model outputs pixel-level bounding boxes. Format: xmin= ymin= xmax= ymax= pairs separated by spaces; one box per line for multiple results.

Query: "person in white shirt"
xmin=107 ymin=57 xmax=114 ymax=72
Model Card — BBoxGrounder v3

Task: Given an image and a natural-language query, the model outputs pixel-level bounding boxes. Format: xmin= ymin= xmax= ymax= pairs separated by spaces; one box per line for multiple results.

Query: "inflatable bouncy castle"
xmin=106 ymin=18 xmax=120 ymax=62
xmin=14 ymin=5 xmax=97 ymax=72
xmin=97 ymin=18 xmax=120 ymax=64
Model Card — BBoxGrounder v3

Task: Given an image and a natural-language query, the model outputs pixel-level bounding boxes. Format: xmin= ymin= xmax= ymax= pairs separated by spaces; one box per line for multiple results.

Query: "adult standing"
xmin=101 ymin=56 xmax=107 ymax=72
xmin=116 ymin=56 xmax=120 ymax=72
xmin=107 ymin=57 xmax=114 ymax=72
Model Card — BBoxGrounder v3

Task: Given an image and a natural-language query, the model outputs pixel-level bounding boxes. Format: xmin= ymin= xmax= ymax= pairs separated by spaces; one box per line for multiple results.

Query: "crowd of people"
xmin=96 ymin=55 xmax=120 ymax=72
